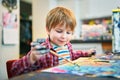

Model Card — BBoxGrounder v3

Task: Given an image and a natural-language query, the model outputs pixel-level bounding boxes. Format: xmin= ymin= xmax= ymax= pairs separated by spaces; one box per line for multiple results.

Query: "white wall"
xmin=0 ymin=0 xmax=20 ymax=80
xmin=79 ymin=0 xmax=120 ymax=19
xmin=32 ymin=0 xmax=50 ymax=41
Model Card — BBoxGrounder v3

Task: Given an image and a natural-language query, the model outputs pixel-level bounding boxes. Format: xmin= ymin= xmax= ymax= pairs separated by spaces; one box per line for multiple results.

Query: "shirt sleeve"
xmin=11 ymin=51 xmax=32 ymax=76
xmin=67 ymin=42 xmax=89 ymax=60
xmin=10 ymin=51 xmax=56 ymax=77
xmin=71 ymin=50 xmax=89 ymax=60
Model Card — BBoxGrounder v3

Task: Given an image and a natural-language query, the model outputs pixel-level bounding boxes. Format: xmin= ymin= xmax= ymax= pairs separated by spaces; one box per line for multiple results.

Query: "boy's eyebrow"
xmin=56 ymin=29 xmax=72 ymax=32
xmin=54 ymin=26 xmax=73 ymax=31
xmin=55 ymin=28 xmax=62 ymax=31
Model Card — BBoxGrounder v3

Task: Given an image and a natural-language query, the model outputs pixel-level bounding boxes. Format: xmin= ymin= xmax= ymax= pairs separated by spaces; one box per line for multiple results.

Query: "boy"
xmin=11 ymin=6 xmax=95 ymax=77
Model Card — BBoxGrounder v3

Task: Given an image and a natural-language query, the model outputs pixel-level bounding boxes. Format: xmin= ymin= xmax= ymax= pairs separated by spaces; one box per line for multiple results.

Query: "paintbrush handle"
xmin=50 ymin=50 xmax=73 ymax=64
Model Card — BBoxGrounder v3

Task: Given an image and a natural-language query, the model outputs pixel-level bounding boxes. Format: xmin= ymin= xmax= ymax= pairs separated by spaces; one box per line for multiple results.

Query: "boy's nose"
xmin=62 ymin=33 xmax=67 ymax=38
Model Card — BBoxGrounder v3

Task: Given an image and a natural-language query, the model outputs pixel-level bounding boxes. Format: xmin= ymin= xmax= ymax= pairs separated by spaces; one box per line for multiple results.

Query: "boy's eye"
xmin=56 ymin=30 xmax=62 ymax=33
xmin=56 ymin=30 xmax=72 ymax=34
xmin=67 ymin=32 xmax=71 ymax=34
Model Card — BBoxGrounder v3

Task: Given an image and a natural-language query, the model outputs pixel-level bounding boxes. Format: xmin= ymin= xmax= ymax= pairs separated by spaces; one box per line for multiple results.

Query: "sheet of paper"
xmin=3 ymin=28 xmax=18 ymax=44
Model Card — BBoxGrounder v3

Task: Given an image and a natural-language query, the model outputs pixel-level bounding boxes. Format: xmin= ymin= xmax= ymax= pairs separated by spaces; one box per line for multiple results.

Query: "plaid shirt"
xmin=11 ymin=38 xmax=89 ymax=76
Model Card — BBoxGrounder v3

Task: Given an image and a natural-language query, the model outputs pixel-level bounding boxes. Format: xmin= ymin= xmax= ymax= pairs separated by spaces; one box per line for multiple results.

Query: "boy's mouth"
xmin=58 ymin=39 xmax=66 ymax=42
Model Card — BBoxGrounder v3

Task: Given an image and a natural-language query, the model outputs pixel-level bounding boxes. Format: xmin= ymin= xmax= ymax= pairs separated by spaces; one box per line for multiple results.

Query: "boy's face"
xmin=47 ymin=24 xmax=73 ymax=46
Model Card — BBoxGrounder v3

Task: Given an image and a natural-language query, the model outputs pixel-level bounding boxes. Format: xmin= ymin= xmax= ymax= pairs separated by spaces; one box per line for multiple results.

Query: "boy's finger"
xmin=31 ymin=42 xmax=39 ymax=47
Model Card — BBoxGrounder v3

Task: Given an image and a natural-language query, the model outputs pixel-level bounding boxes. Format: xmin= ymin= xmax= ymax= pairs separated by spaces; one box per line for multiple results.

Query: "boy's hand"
xmin=30 ymin=39 xmax=49 ymax=64
xmin=87 ymin=49 xmax=96 ymax=57
xmin=31 ymin=41 xmax=49 ymax=54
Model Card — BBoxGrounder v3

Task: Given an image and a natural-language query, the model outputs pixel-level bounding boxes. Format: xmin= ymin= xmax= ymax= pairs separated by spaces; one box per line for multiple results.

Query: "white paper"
xmin=3 ymin=28 xmax=18 ymax=44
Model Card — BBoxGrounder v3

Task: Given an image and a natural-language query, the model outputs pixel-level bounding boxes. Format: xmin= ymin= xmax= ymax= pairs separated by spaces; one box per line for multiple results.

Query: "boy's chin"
xmin=57 ymin=44 xmax=66 ymax=46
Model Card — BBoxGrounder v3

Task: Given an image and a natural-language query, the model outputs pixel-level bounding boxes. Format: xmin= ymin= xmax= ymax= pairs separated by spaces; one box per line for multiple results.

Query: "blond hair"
xmin=46 ymin=6 xmax=76 ymax=32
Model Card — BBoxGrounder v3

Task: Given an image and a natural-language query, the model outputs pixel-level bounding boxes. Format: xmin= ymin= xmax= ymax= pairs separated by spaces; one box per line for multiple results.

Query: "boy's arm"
xmin=71 ymin=50 xmax=96 ymax=60
xmin=78 ymin=49 xmax=96 ymax=57
xmin=11 ymin=51 xmax=34 ymax=76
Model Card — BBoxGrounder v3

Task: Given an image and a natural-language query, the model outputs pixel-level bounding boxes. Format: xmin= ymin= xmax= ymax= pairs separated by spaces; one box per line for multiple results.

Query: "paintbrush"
xmin=50 ymin=49 xmax=80 ymax=68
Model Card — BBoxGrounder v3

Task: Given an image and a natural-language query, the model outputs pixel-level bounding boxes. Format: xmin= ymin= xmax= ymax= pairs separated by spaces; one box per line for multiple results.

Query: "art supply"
xmin=50 ymin=49 xmax=80 ymax=70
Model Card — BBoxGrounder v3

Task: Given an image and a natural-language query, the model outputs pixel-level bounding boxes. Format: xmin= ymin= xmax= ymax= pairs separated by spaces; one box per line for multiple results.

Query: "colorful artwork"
xmin=42 ymin=58 xmax=120 ymax=78
xmin=3 ymin=12 xmax=17 ymax=29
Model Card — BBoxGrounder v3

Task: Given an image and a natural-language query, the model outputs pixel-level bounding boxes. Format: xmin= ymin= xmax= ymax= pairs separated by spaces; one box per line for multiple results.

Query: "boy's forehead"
xmin=55 ymin=25 xmax=72 ymax=31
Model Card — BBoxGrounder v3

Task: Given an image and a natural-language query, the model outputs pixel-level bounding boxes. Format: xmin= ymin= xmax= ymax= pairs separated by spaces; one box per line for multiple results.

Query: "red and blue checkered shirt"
xmin=11 ymin=38 xmax=89 ymax=76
